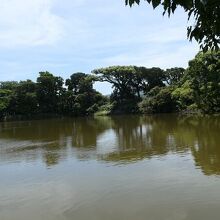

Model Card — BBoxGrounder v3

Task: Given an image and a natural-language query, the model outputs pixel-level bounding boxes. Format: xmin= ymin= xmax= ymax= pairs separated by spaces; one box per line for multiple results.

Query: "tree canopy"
xmin=0 ymin=72 xmax=107 ymax=119
xmin=125 ymin=0 xmax=220 ymax=51
xmin=185 ymin=50 xmax=220 ymax=112
xmin=0 ymin=50 xmax=219 ymax=120
xmin=92 ymin=66 xmax=165 ymax=113
xmin=139 ymin=50 xmax=220 ymax=114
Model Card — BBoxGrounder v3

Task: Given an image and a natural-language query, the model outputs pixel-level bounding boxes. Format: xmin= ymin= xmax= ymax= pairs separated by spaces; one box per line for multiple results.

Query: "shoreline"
xmin=1 ymin=111 xmax=220 ymax=122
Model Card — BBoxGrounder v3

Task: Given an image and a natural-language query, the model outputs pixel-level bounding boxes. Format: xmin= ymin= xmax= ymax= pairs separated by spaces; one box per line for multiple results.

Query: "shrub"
xmin=139 ymin=87 xmax=177 ymax=114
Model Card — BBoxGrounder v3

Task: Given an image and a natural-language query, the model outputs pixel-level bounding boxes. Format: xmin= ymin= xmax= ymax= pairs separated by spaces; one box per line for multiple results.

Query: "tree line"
xmin=0 ymin=72 xmax=107 ymax=119
xmin=0 ymin=50 xmax=219 ymax=120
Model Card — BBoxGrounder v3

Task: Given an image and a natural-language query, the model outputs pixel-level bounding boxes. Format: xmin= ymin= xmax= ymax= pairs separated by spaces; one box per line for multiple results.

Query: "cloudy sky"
xmin=0 ymin=0 xmax=199 ymax=94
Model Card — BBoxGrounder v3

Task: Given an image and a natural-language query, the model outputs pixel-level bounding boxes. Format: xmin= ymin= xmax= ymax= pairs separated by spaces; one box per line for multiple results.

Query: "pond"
xmin=0 ymin=114 xmax=220 ymax=220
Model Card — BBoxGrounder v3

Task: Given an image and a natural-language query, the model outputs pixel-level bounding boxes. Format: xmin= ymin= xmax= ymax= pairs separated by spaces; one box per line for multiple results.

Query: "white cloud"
xmin=100 ymin=43 xmax=199 ymax=69
xmin=0 ymin=0 xmax=65 ymax=47
xmin=0 ymin=0 xmax=200 ymax=96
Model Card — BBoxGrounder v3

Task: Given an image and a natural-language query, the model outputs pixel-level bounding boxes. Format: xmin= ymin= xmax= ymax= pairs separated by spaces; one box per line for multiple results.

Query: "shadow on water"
xmin=0 ymin=114 xmax=220 ymax=175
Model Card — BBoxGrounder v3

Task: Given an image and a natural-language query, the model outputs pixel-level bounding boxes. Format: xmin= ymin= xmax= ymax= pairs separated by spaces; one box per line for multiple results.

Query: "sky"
xmin=0 ymin=0 xmax=199 ymax=94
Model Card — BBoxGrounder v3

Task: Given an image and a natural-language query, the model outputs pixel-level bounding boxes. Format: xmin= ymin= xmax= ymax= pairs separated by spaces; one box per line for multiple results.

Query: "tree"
xmin=0 ymin=89 xmax=12 ymax=119
xmin=92 ymin=66 xmax=165 ymax=113
xmin=139 ymin=86 xmax=177 ymax=113
xmin=36 ymin=72 xmax=64 ymax=114
xmin=165 ymin=67 xmax=185 ymax=85
xmin=185 ymin=50 xmax=220 ymax=113
xmin=66 ymin=72 xmax=93 ymax=95
xmin=11 ymin=80 xmax=38 ymax=115
xmin=139 ymin=67 xmax=165 ymax=93
xmin=93 ymin=66 xmax=134 ymax=113
xmin=65 ymin=73 xmax=106 ymax=115
xmin=0 ymin=81 xmax=18 ymax=90
xmin=93 ymin=66 xmax=142 ymax=113
xmin=92 ymin=66 xmax=165 ymax=99
xmin=125 ymin=0 xmax=220 ymax=50
xmin=171 ymin=80 xmax=194 ymax=110
xmin=93 ymin=66 xmax=138 ymax=98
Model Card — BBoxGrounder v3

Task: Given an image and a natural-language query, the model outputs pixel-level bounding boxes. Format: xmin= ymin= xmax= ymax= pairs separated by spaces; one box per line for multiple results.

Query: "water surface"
xmin=0 ymin=114 xmax=220 ymax=220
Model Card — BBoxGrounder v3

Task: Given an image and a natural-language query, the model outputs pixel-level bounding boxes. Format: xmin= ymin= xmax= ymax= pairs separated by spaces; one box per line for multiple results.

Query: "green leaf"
xmin=125 ymin=0 xmax=140 ymax=6
xmin=152 ymin=0 xmax=161 ymax=8
xmin=171 ymin=3 xmax=177 ymax=13
xmin=184 ymin=0 xmax=193 ymax=10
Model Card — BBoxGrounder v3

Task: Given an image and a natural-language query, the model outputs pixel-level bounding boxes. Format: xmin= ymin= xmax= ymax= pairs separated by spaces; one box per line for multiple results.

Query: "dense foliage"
xmin=184 ymin=51 xmax=220 ymax=113
xmin=125 ymin=0 xmax=220 ymax=51
xmin=0 ymin=72 xmax=107 ymax=119
xmin=0 ymin=50 xmax=219 ymax=120
xmin=92 ymin=66 xmax=165 ymax=113
xmin=139 ymin=50 xmax=220 ymax=114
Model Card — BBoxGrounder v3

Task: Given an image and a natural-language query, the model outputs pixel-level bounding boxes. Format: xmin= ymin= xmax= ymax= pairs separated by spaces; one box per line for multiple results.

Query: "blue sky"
xmin=0 ymin=0 xmax=199 ymax=94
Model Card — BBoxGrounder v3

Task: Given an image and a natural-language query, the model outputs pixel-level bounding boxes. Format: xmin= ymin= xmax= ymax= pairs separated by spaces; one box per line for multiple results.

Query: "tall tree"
xmin=11 ymin=80 xmax=38 ymax=115
xmin=65 ymin=73 xmax=105 ymax=115
xmin=92 ymin=66 xmax=165 ymax=113
xmin=139 ymin=67 xmax=165 ymax=93
xmin=66 ymin=72 xmax=93 ymax=95
xmin=186 ymin=50 xmax=220 ymax=113
xmin=36 ymin=72 xmax=64 ymax=113
xmin=93 ymin=66 xmax=165 ymax=98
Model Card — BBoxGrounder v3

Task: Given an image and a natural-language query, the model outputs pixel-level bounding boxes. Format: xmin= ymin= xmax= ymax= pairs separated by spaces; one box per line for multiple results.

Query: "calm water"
xmin=0 ymin=114 xmax=220 ymax=220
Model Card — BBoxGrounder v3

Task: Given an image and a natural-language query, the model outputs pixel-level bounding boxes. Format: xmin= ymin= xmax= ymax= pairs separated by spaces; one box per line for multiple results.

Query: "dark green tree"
xmin=0 ymin=81 xmax=18 ymax=90
xmin=66 ymin=72 xmax=93 ymax=94
xmin=171 ymin=80 xmax=194 ymax=111
xmin=185 ymin=50 xmax=220 ymax=113
xmin=92 ymin=66 xmax=165 ymax=113
xmin=11 ymin=80 xmax=38 ymax=115
xmin=36 ymin=72 xmax=64 ymax=114
xmin=93 ymin=66 xmax=142 ymax=113
xmin=65 ymin=73 xmax=106 ymax=115
xmin=139 ymin=86 xmax=177 ymax=113
xmin=140 ymin=67 xmax=165 ymax=93
xmin=165 ymin=67 xmax=185 ymax=85
xmin=0 ymin=89 xmax=12 ymax=119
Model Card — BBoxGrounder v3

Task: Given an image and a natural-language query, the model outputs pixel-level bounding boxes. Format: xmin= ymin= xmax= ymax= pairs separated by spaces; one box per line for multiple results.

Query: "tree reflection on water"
xmin=0 ymin=114 xmax=220 ymax=175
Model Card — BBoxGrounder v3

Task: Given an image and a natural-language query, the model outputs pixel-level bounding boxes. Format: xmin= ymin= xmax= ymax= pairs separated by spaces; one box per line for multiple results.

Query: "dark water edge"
xmin=1 ymin=111 xmax=220 ymax=122
xmin=1 ymin=113 xmax=64 ymax=122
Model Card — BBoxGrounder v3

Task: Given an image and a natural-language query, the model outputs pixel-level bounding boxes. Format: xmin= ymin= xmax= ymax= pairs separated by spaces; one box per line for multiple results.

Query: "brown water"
xmin=0 ymin=114 xmax=220 ymax=220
